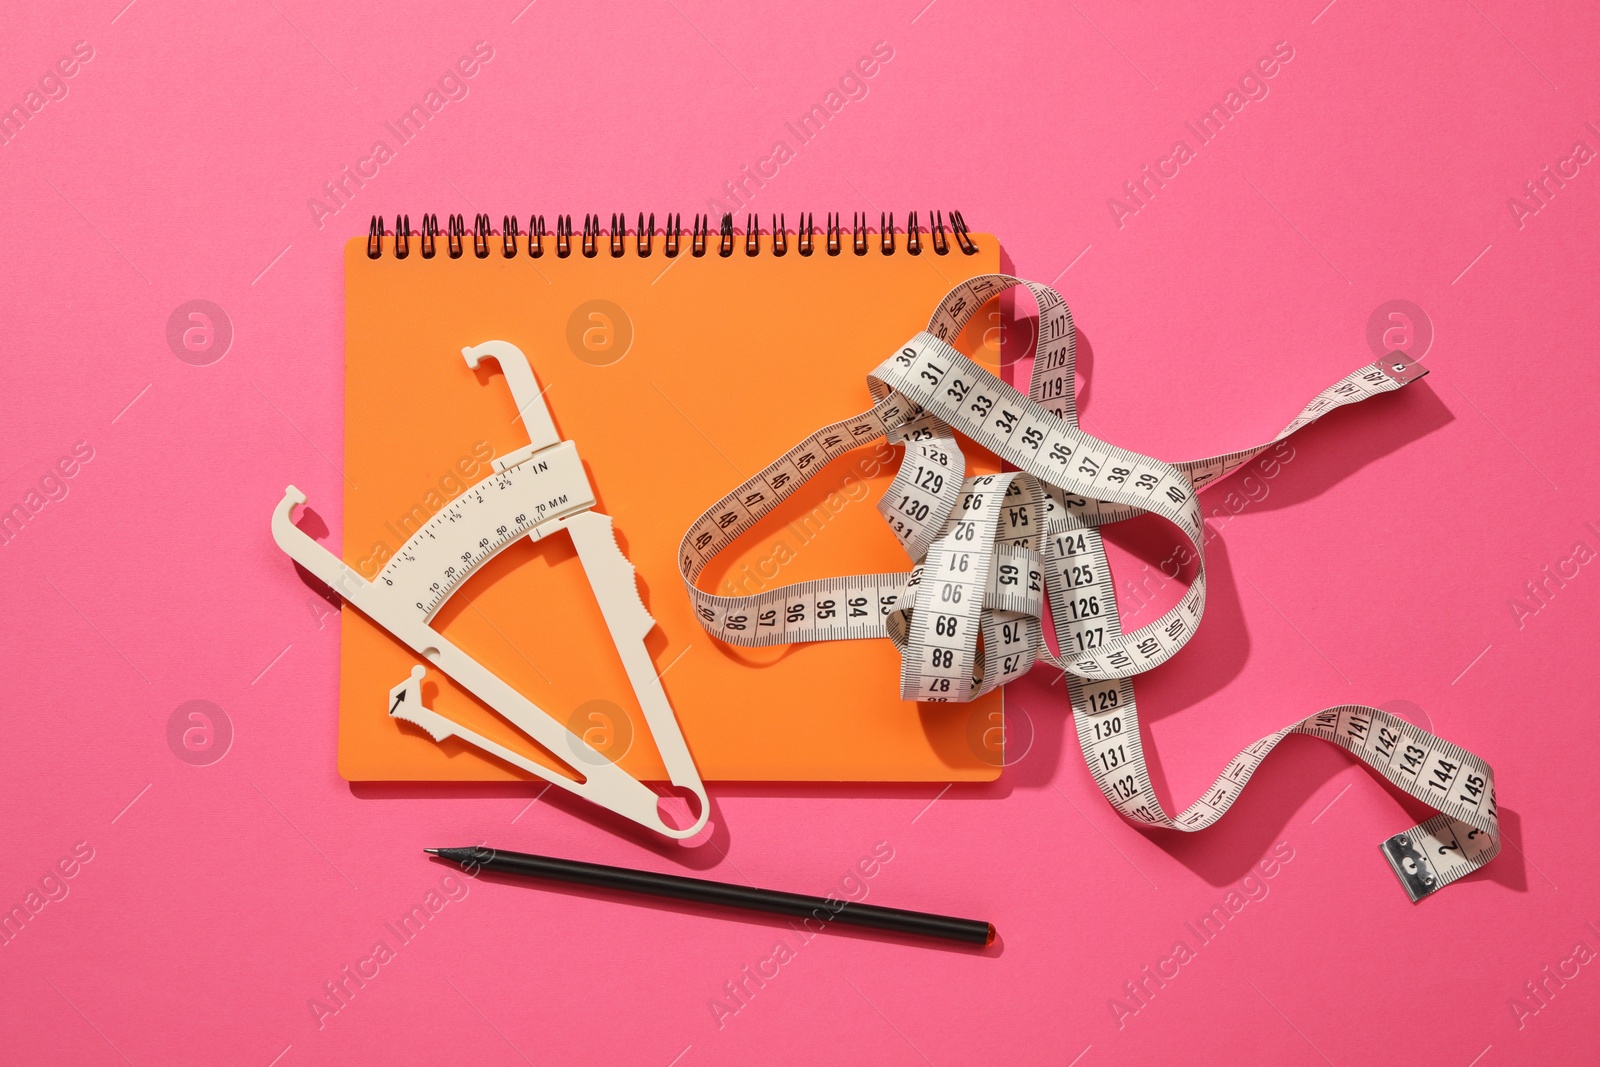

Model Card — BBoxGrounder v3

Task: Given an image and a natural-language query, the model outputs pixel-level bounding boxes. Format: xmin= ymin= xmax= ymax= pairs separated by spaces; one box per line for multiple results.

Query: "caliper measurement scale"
xmin=377 ymin=446 xmax=590 ymax=620
xmin=273 ymin=340 xmax=710 ymax=839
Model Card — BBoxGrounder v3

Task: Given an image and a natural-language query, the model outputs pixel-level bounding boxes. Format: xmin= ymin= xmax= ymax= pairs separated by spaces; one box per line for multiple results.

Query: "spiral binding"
xmin=365 ymin=210 xmax=979 ymax=260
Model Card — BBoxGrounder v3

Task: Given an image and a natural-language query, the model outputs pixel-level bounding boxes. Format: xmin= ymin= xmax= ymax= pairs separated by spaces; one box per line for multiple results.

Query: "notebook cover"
xmin=338 ymin=232 xmax=1006 ymax=782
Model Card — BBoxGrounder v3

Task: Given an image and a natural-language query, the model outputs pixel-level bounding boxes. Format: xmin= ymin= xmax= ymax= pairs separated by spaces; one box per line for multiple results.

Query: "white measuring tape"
xmin=679 ymin=274 xmax=1498 ymax=901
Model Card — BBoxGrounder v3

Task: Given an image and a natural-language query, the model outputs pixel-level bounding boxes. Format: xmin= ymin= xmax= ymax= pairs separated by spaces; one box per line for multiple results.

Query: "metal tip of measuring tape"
xmin=1380 ymin=351 xmax=1429 ymax=386
xmin=1380 ymin=833 xmax=1442 ymax=903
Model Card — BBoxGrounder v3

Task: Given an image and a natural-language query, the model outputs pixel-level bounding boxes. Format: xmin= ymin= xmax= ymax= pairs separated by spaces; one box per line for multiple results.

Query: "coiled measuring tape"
xmin=678 ymin=274 xmax=1498 ymax=901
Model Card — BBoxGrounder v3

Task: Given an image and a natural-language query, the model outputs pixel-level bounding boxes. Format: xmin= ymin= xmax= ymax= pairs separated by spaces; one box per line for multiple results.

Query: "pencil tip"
xmin=423 ymin=848 xmax=440 ymax=855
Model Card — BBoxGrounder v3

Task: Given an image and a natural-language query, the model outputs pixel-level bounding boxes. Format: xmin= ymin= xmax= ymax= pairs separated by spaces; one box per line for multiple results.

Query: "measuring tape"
xmin=679 ymin=274 xmax=1498 ymax=900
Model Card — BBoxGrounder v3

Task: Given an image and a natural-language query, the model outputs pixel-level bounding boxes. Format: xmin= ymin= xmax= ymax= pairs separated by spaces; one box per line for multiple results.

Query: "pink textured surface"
xmin=3 ymin=2 xmax=1597 ymax=1064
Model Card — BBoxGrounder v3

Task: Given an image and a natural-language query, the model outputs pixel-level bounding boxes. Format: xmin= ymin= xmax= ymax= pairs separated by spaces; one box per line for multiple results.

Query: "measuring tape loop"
xmin=872 ymin=332 xmax=1205 ymax=681
xmin=678 ymin=274 xmax=1496 ymax=898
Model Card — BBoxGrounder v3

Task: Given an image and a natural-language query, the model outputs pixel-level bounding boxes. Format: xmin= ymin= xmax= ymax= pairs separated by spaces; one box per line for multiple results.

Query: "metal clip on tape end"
xmin=1379 ymin=833 xmax=1441 ymax=903
xmin=1380 ymin=350 xmax=1429 ymax=386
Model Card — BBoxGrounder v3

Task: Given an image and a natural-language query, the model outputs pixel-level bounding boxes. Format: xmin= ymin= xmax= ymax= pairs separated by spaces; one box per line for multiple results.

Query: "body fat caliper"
xmin=271 ymin=340 xmax=710 ymax=839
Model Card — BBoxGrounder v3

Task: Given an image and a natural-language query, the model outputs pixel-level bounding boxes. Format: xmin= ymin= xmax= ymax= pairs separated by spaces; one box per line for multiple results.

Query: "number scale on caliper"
xmin=374 ymin=441 xmax=593 ymax=620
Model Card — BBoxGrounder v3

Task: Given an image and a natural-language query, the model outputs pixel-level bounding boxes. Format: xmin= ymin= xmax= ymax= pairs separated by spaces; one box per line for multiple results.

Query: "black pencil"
xmin=426 ymin=845 xmax=994 ymax=947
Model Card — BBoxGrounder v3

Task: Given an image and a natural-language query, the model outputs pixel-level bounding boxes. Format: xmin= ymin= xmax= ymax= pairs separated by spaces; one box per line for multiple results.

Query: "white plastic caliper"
xmin=271 ymin=340 xmax=710 ymax=839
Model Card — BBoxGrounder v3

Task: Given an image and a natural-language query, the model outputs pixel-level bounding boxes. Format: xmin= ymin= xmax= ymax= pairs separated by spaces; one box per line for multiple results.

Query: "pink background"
xmin=4 ymin=1 xmax=1598 ymax=1064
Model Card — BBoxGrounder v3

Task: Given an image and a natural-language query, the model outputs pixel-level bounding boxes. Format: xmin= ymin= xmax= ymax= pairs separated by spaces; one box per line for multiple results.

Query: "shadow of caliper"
xmin=271 ymin=339 xmax=710 ymax=839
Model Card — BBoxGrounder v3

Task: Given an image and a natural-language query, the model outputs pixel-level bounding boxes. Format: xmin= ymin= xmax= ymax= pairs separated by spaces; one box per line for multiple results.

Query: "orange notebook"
xmin=340 ymin=216 xmax=1004 ymax=782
